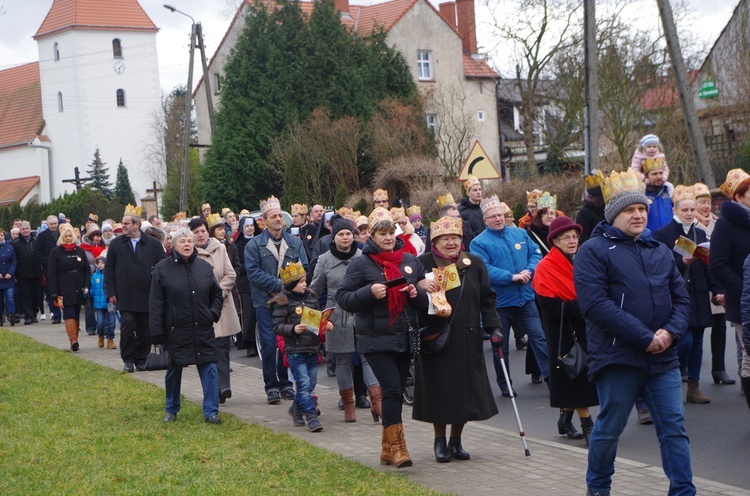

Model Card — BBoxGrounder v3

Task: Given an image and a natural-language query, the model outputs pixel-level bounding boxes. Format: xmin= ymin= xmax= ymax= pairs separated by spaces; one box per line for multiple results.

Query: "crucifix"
xmin=146 ymin=181 xmax=164 ymax=205
xmin=62 ymin=167 xmax=93 ymax=191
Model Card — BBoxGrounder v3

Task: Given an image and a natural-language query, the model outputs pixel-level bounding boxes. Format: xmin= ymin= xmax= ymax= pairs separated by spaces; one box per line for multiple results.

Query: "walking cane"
xmin=490 ymin=329 xmax=531 ymax=456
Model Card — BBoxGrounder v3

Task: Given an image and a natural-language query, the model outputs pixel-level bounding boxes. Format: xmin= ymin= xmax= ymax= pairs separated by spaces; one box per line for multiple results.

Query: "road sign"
xmin=698 ymin=80 xmax=719 ymax=99
xmin=457 ymin=140 xmax=500 ymax=181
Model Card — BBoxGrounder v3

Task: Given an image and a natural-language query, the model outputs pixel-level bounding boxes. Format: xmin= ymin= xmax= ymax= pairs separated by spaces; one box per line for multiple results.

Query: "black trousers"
xmin=364 ymin=351 xmax=410 ymax=427
xmin=710 ymin=313 xmax=728 ymax=372
xmin=215 ymin=335 xmax=232 ymax=392
xmin=238 ymin=292 xmax=257 ymax=351
xmin=120 ymin=311 xmax=151 ymax=365
xmin=17 ymin=277 xmax=41 ymax=319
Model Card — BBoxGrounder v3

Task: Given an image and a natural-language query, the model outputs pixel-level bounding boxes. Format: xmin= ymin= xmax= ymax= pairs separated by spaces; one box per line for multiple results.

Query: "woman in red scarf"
xmin=532 ymin=216 xmax=598 ymax=445
xmin=337 ymin=207 xmax=428 ymax=468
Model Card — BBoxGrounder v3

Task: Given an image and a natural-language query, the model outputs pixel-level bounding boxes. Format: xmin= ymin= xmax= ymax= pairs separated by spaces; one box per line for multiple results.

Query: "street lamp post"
xmin=164 ymin=4 xmax=215 ymax=213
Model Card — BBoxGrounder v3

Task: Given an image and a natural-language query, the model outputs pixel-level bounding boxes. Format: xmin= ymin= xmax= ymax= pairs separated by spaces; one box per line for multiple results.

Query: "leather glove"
xmin=151 ymin=335 xmax=166 ymax=346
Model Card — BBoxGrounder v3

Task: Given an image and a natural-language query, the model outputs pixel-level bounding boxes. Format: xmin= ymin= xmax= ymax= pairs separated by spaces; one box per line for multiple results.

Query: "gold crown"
xmin=201 ymin=203 xmax=211 ymax=212
xmin=480 ymin=195 xmax=502 ymax=214
xmin=499 ymin=201 xmax=511 ymax=214
xmin=368 ymin=207 xmax=393 ymax=229
xmin=279 ymin=262 xmax=306 ymax=286
xmin=124 ymin=204 xmax=142 ymax=218
xmin=536 ymin=192 xmax=557 ymax=210
xmin=601 ymin=169 xmax=644 ymax=204
xmin=206 ymin=213 xmax=223 ymax=228
xmin=584 ymin=172 xmax=602 ymax=190
xmin=389 ymin=207 xmax=406 ymax=221
xmin=87 ymin=213 xmax=99 ymax=222
xmin=526 ymin=189 xmax=542 ymax=204
xmin=291 ymin=203 xmax=308 ymax=216
xmin=671 ymin=185 xmax=695 ymax=204
xmin=259 ymin=196 xmax=281 ymax=215
xmin=692 ymin=183 xmax=711 ymax=198
xmin=373 ymin=188 xmax=388 ymax=202
xmin=356 ymin=215 xmax=369 ymax=227
xmin=221 ymin=207 xmax=231 ymax=216
xmin=721 ymin=168 xmax=750 ymax=199
xmin=464 ymin=175 xmax=480 ymax=193
xmin=437 ymin=193 xmax=456 ymax=209
xmin=336 ymin=207 xmax=358 ymax=221
xmin=406 ymin=205 xmax=421 ymax=217
xmin=239 ymin=209 xmax=251 ymax=217
xmin=430 ymin=216 xmax=463 ymax=241
xmin=643 ymin=157 xmax=664 ymax=174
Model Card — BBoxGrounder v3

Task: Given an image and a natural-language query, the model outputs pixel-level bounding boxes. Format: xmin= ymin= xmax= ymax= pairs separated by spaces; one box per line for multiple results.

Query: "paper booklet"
xmin=300 ymin=307 xmax=335 ymax=335
xmin=673 ymin=236 xmax=709 ymax=264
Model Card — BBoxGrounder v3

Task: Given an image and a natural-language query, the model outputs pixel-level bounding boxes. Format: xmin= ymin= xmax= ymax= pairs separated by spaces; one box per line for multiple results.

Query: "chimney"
xmin=438 ymin=2 xmax=456 ymax=28
xmin=455 ymin=0 xmax=477 ymax=55
xmin=335 ymin=0 xmax=351 ymax=19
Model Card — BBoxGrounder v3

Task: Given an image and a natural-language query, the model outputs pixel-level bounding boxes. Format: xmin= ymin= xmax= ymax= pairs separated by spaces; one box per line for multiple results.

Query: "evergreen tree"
xmin=113 ymin=159 xmax=136 ymax=205
xmin=87 ymin=148 xmax=113 ymax=199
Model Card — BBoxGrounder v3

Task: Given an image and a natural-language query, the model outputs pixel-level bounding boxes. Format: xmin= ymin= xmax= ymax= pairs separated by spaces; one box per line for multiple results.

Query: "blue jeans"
xmin=95 ymin=309 xmax=116 ymax=339
xmin=165 ymin=363 xmax=219 ymax=419
xmin=256 ymin=306 xmax=292 ymax=393
xmin=493 ymin=301 xmax=550 ymax=390
xmin=288 ymin=353 xmax=319 ymax=413
xmin=676 ymin=327 xmax=705 ymax=381
xmin=587 ymin=366 xmax=695 ymax=495
xmin=0 ymin=287 xmax=16 ymax=315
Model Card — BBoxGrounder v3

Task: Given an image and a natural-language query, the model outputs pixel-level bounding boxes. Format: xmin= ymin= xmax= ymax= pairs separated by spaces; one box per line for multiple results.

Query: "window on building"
xmin=478 ymin=82 xmax=483 ymax=94
xmin=54 ymin=42 xmax=60 ymax=62
xmin=477 ymin=110 xmax=486 ymax=122
xmin=417 ymin=50 xmax=433 ymax=81
xmin=116 ymin=89 xmax=126 ymax=107
xmin=214 ymin=73 xmax=222 ymax=94
xmin=425 ymin=114 xmax=438 ymax=136
xmin=57 ymin=92 xmax=63 ymax=112
xmin=112 ymin=38 xmax=122 ymax=58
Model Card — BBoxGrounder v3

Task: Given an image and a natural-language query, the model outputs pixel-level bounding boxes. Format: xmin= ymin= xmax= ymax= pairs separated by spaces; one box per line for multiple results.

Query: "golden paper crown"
xmin=526 ymin=189 xmax=542 ymax=204
xmin=279 ymin=262 xmax=306 ymax=286
xmin=406 ymin=205 xmax=421 ymax=217
xmin=480 ymin=195 xmax=502 ymax=214
xmin=124 ymin=204 xmax=142 ymax=218
xmin=259 ymin=196 xmax=281 ymax=215
xmin=171 ymin=212 xmax=187 ymax=222
xmin=642 ymin=157 xmax=664 ymax=174
xmin=692 ymin=183 xmax=711 ymax=198
xmin=336 ymin=207 xmax=358 ymax=221
xmin=87 ymin=213 xmax=99 ymax=222
xmin=499 ymin=202 xmax=511 ymax=214
xmin=437 ymin=193 xmax=456 ymax=209
xmin=584 ymin=172 xmax=602 ymax=190
xmin=239 ymin=209 xmax=251 ymax=217
xmin=430 ymin=216 xmax=463 ymax=241
xmin=671 ymin=185 xmax=695 ymax=204
xmin=221 ymin=207 xmax=231 ymax=216
xmin=536 ymin=192 xmax=557 ymax=210
xmin=373 ymin=188 xmax=388 ymax=202
xmin=368 ymin=207 xmax=393 ymax=229
xmin=291 ymin=203 xmax=308 ymax=216
xmin=721 ymin=168 xmax=750 ymax=199
xmin=464 ymin=175 xmax=480 ymax=193
xmin=389 ymin=207 xmax=406 ymax=222
xmin=206 ymin=213 xmax=223 ymax=228
xmin=356 ymin=215 xmax=369 ymax=227
xmin=601 ymin=169 xmax=644 ymax=204
xmin=201 ymin=203 xmax=211 ymax=212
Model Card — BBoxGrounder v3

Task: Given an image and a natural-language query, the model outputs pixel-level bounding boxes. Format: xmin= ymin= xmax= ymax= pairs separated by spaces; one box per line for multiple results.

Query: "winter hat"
xmin=601 ymin=169 xmax=650 ymax=224
xmin=102 ymin=223 xmax=113 ymax=232
xmin=604 ymin=191 xmax=649 ymax=224
xmin=331 ymin=217 xmax=354 ymax=238
xmin=640 ymin=134 xmax=660 ymax=149
xmin=547 ymin=216 xmax=582 ymax=245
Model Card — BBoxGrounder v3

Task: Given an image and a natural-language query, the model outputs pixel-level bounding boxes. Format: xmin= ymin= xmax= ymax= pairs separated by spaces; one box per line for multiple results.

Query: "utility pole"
xmin=656 ymin=0 xmax=715 ymax=187
xmin=583 ymin=0 xmax=599 ymax=175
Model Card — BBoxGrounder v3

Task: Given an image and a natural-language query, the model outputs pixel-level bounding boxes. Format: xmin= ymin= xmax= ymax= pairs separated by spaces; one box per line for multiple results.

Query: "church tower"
xmin=34 ymin=0 xmax=161 ymax=201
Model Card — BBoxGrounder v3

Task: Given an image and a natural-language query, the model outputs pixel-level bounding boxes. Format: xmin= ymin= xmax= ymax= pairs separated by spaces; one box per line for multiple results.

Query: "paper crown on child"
xmin=406 ymin=205 xmax=421 ymax=217
xmin=600 ymin=169 xmax=644 ymax=204
xmin=671 ymin=185 xmax=695 ymax=204
xmin=389 ymin=207 xmax=406 ymax=222
xmin=336 ymin=207 xmax=359 ymax=221
xmin=206 ymin=213 xmax=223 ymax=228
xmin=259 ymin=196 xmax=281 ymax=215
xmin=692 ymin=183 xmax=711 ymax=198
xmin=584 ymin=171 xmax=603 ymax=190
xmin=437 ymin=193 xmax=456 ymax=209
xmin=430 ymin=216 xmax=463 ymax=241
xmin=291 ymin=203 xmax=308 ymax=216
xmin=464 ymin=175 xmax=480 ymax=193
xmin=373 ymin=189 xmax=388 ymax=202
xmin=526 ymin=189 xmax=542 ymax=204
xmin=480 ymin=195 xmax=502 ymax=214
xmin=721 ymin=169 xmax=750 ymax=199
xmin=279 ymin=262 xmax=306 ymax=286
xmin=642 ymin=157 xmax=664 ymax=174
xmin=368 ymin=207 xmax=393 ymax=229
xmin=124 ymin=204 xmax=142 ymax=218
xmin=536 ymin=192 xmax=557 ymax=210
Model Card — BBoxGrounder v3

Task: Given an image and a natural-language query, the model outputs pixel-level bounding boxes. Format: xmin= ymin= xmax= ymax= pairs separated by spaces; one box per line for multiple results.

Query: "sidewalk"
xmin=11 ymin=322 xmax=749 ymax=496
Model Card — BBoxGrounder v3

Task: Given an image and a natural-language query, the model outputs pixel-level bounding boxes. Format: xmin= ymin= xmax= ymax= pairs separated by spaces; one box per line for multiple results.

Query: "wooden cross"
xmin=146 ymin=181 xmax=164 ymax=205
xmin=62 ymin=166 xmax=93 ymax=191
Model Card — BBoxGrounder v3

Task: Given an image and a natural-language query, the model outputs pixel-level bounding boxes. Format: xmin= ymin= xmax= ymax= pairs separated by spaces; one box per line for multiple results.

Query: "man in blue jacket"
xmin=574 ymin=169 xmax=693 ymax=496
xmin=245 ymin=196 xmax=309 ymax=404
xmin=470 ymin=195 xmax=549 ymax=397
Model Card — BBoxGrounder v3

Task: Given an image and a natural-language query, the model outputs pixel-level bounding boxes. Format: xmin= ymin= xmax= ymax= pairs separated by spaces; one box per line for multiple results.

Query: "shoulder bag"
xmin=556 ymin=302 xmax=588 ymax=380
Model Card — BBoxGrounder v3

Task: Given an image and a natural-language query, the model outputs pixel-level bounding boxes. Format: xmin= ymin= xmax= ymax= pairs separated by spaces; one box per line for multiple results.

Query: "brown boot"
xmin=380 ymin=426 xmax=389 ymax=464
xmin=339 ymin=388 xmax=356 ymax=422
xmin=65 ymin=319 xmax=79 ymax=351
xmin=97 ymin=335 xmax=105 ymax=348
xmin=686 ymin=380 xmax=710 ymax=404
xmin=106 ymin=338 xmax=117 ymax=350
xmin=381 ymin=423 xmax=412 ymax=468
xmin=368 ymin=385 xmax=382 ymax=422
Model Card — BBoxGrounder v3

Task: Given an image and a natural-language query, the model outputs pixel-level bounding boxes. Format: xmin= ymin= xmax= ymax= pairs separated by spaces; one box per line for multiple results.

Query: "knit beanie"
xmin=640 ymin=134 xmax=659 ymax=149
xmin=331 ymin=217 xmax=354 ymax=237
xmin=604 ymin=191 xmax=650 ymax=224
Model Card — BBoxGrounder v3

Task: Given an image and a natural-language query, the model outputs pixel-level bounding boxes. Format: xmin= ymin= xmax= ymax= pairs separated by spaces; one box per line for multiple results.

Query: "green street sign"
xmin=699 ymin=80 xmax=719 ymax=99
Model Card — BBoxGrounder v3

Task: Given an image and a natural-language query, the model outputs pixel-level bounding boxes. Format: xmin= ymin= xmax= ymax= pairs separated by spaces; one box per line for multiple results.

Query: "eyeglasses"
xmin=558 ymin=234 xmax=579 ymax=242
xmin=484 ymin=214 xmax=504 ymax=220
xmin=396 ymin=221 xmax=407 ymax=226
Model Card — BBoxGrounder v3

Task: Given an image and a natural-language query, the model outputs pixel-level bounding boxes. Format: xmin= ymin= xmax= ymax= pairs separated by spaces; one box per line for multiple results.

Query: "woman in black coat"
xmin=414 ymin=216 xmax=499 ymax=463
xmin=232 ymin=216 xmax=259 ymax=356
xmin=337 ymin=208 xmax=428 ymax=469
xmin=48 ymin=225 xmax=90 ymax=351
xmin=150 ymin=228 xmax=224 ymax=424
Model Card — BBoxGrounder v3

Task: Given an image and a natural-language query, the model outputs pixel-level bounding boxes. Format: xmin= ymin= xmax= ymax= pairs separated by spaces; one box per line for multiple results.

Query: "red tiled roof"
xmin=0 ymin=176 xmax=40 ymax=206
xmin=34 ymin=0 xmax=158 ymax=40
xmin=353 ymin=0 xmax=418 ymax=34
xmin=0 ymin=63 xmax=43 ymax=150
xmin=641 ymin=70 xmax=698 ymax=111
xmin=463 ymin=53 xmax=499 ymax=79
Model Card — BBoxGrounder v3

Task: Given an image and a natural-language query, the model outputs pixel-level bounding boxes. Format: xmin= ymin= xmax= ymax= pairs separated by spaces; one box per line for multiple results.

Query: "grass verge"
xmin=0 ymin=329 xmax=440 ymax=495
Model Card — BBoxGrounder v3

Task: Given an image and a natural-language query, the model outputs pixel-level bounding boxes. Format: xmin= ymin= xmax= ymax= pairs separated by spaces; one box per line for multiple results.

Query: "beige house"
xmin=193 ymin=0 xmax=500 ymax=177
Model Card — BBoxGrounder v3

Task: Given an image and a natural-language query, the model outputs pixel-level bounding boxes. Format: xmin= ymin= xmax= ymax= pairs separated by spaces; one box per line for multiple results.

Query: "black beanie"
xmin=331 ymin=217 xmax=354 ymax=237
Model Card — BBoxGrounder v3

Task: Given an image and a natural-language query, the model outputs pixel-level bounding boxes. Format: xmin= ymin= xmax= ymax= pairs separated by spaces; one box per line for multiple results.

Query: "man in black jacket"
xmin=13 ymin=221 xmax=41 ymax=325
xmin=34 ymin=215 xmax=61 ymax=324
xmin=105 ymin=216 xmax=166 ymax=372
xmin=458 ymin=176 xmax=484 ymax=238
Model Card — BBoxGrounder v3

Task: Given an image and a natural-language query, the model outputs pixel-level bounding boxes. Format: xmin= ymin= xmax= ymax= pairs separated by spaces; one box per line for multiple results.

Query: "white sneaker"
xmin=40 ymin=314 xmax=47 ymax=321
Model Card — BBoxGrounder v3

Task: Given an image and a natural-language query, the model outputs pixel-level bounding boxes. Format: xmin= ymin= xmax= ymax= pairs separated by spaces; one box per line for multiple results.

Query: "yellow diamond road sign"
xmin=457 ymin=140 xmax=500 ymax=181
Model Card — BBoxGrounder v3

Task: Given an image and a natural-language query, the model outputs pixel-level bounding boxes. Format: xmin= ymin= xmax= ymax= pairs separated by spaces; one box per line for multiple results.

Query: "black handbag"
xmin=418 ymin=272 xmax=465 ymax=355
xmin=145 ymin=344 xmax=172 ymax=371
xmin=556 ymin=302 xmax=588 ymax=380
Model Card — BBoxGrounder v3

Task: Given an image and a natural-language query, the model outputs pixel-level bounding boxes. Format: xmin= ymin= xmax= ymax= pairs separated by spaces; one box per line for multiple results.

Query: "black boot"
xmin=580 ymin=416 xmax=594 ymax=446
xmin=742 ymin=377 xmax=750 ymax=412
xmin=287 ymin=401 xmax=305 ymax=427
xmin=433 ymin=437 xmax=451 ymax=463
xmin=558 ymin=409 xmax=583 ymax=439
xmin=355 ymin=394 xmax=371 ymax=409
xmin=712 ymin=370 xmax=736 ymax=385
xmin=448 ymin=436 xmax=470 ymax=460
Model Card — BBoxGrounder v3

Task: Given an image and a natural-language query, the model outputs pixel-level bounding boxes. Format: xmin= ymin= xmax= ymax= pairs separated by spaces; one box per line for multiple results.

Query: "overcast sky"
xmin=0 ymin=0 xmax=739 ymax=94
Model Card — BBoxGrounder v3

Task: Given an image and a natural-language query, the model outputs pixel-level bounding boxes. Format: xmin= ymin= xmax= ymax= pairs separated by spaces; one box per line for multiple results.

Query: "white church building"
xmin=0 ymin=0 xmax=161 ymax=206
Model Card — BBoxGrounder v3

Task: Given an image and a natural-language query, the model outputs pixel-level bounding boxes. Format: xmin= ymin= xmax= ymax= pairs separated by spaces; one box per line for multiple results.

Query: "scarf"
xmin=60 ymin=243 xmax=77 ymax=251
xmin=431 ymin=245 xmax=459 ymax=265
xmin=368 ymin=249 xmax=407 ymax=326
xmin=81 ymin=242 xmax=106 ymax=258
xmin=329 ymin=242 xmax=357 ymax=261
xmin=532 ymin=246 xmax=576 ymax=301
xmin=397 ymin=234 xmax=417 ymax=256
